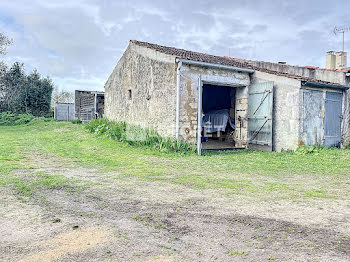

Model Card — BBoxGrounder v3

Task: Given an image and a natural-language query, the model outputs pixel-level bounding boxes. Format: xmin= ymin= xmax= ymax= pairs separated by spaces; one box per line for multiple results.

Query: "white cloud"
xmin=1 ymin=0 xmax=350 ymax=92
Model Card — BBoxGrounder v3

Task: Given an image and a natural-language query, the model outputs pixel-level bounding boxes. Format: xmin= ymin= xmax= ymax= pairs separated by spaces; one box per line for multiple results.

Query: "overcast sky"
xmin=1 ymin=0 xmax=350 ymax=92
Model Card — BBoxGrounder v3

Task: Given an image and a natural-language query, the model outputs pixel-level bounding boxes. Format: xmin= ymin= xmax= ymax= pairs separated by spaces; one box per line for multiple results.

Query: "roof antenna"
xmin=334 ymin=25 xmax=350 ymax=52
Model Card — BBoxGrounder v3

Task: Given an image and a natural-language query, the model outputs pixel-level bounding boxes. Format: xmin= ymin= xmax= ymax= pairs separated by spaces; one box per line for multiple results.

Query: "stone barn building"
xmin=105 ymin=40 xmax=350 ymax=153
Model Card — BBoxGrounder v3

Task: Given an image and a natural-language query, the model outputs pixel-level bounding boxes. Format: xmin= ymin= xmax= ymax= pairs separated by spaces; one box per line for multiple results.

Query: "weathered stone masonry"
xmin=105 ymin=40 xmax=350 ymax=151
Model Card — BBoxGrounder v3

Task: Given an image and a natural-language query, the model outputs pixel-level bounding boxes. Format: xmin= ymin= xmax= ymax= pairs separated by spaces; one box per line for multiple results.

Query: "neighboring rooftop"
xmin=229 ymin=57 xmax=350 ymax=73
xmin=130 ymin=40 xmax=348 ymax=87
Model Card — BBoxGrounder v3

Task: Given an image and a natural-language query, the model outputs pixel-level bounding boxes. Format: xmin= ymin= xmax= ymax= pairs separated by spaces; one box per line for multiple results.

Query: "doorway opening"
xmin=201 ymin=84 xmax=239 ymax=150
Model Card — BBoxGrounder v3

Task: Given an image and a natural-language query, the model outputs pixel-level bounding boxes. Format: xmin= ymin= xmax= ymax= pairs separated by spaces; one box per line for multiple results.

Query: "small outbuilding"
xmin=75 ymin=90 xmax=105 ymax=123
xmin=54 ymin=103 xmax=75 ymax=121
xmin=104 ymin=40 xmax=350 ymax=154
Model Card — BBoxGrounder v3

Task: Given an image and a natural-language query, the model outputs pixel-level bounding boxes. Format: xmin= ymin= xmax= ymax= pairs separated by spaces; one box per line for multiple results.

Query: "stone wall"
xmin=104 ymin=43 xmax=350 ymax=149
xmin=251 ymin=71 xmax=301 ymax=151
xmin=104 ymin=42 xmax=177 ymax=138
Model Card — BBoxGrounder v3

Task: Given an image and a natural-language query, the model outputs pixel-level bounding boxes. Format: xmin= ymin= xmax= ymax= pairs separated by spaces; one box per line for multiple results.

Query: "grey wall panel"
xmin=55 ymin=104 xmax=75 ymax=121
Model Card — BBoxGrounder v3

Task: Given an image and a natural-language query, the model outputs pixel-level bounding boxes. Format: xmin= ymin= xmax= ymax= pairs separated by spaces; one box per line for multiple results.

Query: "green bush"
xmin=71 ymin=119 xmax=82 ymax=124
xmin=43 ymin=117 xmax=56 ymax=122
xmin=295 ymin=145 xmax=322 ymax=155
xmin=85 ymin=118 xmax=196 ymax=154
xmin=0 ymin=112 xmax=34 ymax=126
xmin=84 ymin=118 xmax=108 ymax=133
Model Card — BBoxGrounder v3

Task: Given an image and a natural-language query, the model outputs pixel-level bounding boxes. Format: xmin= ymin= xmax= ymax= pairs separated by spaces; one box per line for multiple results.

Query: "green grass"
xmin=0 ymin=171 xmax=75 ymax=197
xmin=35 ymin=172 xmax=72 ymax=189
xmin=227 ymin=249 xmax=249 ymax=256
xmin=1 ymin=121 xmax=350 ymax=201
xmin=304 ymin=189 xmax=333 ymax=198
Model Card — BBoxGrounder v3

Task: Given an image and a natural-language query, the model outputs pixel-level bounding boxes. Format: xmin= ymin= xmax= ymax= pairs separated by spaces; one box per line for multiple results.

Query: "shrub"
xmin=0 ymin=112 xmax=34 ymax=126
xmin=43 ymin=117 xmax=56 ymax=122
xmin=295 ymin=145 xmax=321 ymax=155
xmin=84 ymin=118 xmax=108 ymax=133
xmin=85 ymin=118 xmax=196 ymax=154
xmin=71 ymin=119 xmax=82 ymax=124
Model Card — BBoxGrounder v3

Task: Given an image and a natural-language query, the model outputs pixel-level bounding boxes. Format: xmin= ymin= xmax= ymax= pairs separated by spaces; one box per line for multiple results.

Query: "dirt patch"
xmin=1 ymin=150 xmax=350 ymax=261
xmin=19 ymin=227 xmax=109 ymax=262
xmin=147 ymin=255 xmax=176 ymax=262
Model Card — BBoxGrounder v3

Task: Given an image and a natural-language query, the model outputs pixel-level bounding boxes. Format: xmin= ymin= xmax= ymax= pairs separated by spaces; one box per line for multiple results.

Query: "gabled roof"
xmin=130 ymin=40 xmax=250 ymax=68
xmin=130 ymin=40 xmax=347 ymax=88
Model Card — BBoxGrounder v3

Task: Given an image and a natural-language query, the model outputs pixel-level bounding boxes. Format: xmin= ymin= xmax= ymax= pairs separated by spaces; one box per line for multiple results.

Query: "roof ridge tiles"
xmin=130 ymin=40 xmax=346 ymax=87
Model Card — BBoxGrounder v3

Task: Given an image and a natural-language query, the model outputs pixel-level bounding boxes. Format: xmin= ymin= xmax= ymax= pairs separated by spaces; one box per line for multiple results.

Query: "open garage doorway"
xmin=201 ymin=83 xmax=241 ymax=150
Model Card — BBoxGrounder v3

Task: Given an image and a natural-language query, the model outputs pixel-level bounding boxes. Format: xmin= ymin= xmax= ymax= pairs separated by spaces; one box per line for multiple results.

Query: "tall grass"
xmin=85 ymin=118 xmax=196 ymax=154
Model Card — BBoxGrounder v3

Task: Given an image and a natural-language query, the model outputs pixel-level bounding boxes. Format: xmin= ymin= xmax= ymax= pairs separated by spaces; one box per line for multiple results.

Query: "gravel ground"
xmin=1 ymin=151 xmax=350 ymax=262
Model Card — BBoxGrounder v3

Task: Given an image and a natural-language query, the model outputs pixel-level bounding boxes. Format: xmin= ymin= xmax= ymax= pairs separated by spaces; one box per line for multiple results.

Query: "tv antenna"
xmin=334 ymin=26 xmax=350 ymax=52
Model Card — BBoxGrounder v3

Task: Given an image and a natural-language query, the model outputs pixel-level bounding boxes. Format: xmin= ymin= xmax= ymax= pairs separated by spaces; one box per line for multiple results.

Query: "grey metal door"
xmin=248 ymin=82 xmax=274 ymax=151
xmin=302 ymin=90 xmax=323 ymax=146
xmin=324 ymin=92 xmax=342 ymax=147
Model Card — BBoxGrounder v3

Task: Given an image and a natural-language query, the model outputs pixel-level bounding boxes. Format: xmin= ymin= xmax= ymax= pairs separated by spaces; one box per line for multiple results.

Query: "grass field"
xmin=2 ymin=121 xmax=350 ymax=200
xmin=1 ymin=121 xmax=350 ymax=261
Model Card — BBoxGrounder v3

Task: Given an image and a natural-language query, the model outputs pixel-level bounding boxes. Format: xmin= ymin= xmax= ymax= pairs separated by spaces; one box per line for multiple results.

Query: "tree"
xmin=0 ymin=62 xmax=8 ymax=104
xmin=0 ymin=33 xmax=54 ymax=117
xmin=25 ymin=70 xmax=54 ymax=116
xmin=0 ymin=32 xmax=12 ymax=55
xmin=1 ymin=62 xmax=26 ymax=113
xmin=51 ymin=86 xmax=75 ymax=104
xmin=0 ymin=32 xmax=12 ymax=110
xmin=0 ymin=63 xmax=54 ymax=116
